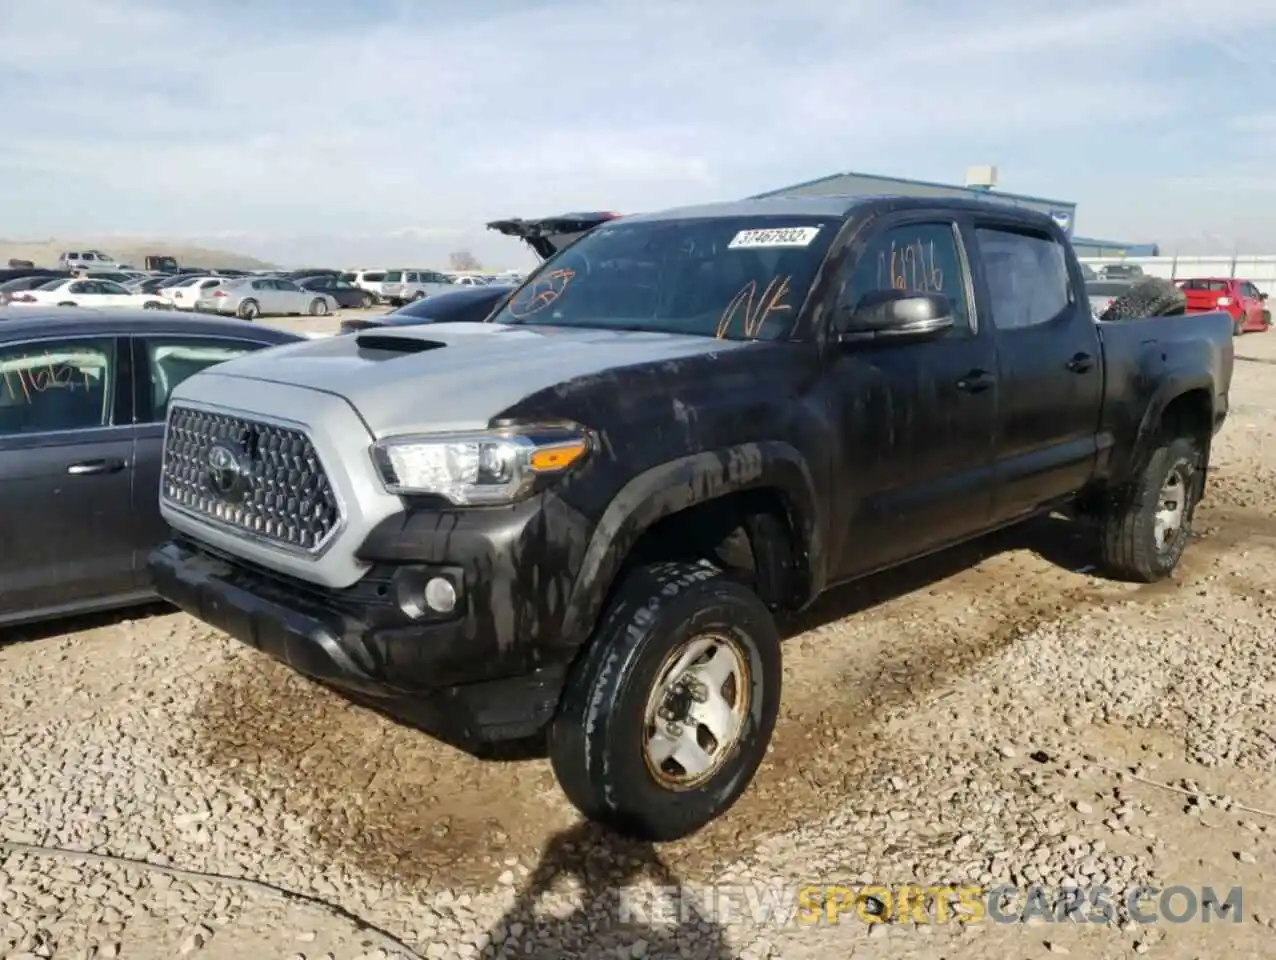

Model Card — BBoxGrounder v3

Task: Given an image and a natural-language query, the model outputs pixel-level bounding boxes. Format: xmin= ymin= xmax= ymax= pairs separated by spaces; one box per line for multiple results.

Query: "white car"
xmin=454 ymin=275 xmax=492 ymax=287
xmin=6 ymin=277 xmax=172 ymax=309
xmin=342 ymin=269 xmax=388 ymax=303
xmin=379 ymin=269 xmax=455 ymax=305
xmin=57 ymin=249 xmax=119 ymax=272
xmin=157 ymin=275 xmax=226 ymax=309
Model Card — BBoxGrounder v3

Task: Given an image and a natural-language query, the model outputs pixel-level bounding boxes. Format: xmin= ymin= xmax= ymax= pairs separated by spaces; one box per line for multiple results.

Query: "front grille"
xmin=162 ymin=406 xmax=341 ymax=551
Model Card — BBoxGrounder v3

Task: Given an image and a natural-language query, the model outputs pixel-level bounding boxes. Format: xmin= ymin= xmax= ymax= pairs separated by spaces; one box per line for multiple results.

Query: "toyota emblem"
xmin=206 ymin=441 xmax=247 ymax=500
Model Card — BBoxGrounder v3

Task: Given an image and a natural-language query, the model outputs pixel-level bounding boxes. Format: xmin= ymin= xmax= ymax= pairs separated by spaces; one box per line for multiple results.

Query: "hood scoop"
xmin=355 ymin=333 xmax=447 ymax=353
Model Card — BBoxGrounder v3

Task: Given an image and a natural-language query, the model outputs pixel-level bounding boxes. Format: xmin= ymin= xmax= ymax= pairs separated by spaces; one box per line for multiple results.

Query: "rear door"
xmin=0 ymin=334 xmax=136 ymax=620
xmin=969 ymin=220 xmax=1105 ymax=522
xmin=129 ymin=333 xmax=285 ymax=583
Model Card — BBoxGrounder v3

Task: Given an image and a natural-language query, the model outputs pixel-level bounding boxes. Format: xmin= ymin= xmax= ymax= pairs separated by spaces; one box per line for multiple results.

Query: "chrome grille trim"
xmin=160 ymin=404 xmax=343 ymax=555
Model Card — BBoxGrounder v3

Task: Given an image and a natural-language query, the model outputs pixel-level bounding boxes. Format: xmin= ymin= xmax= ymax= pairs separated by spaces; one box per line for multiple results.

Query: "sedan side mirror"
xmin=836 ymin=290 xmax=955 ymax=344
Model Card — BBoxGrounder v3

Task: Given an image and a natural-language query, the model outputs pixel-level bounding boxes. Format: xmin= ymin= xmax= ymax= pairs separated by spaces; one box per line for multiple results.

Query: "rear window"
xmin=1180 ymin=279 xmax=1228 ymax=292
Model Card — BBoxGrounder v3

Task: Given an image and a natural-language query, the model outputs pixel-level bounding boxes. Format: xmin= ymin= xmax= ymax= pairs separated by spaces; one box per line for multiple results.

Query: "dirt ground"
xmin=1 ymin=323 xmax=1275 ymax=960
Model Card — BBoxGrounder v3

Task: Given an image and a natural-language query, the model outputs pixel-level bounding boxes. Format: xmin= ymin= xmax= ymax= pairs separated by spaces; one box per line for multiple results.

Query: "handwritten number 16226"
xmin=877 ymin=239 xmax=944 ymax=294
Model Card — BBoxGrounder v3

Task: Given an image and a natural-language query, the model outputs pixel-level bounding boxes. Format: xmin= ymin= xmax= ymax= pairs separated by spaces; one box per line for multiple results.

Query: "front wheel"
xmin=58 ymin=301 xmax=77 ymax=307
xmin=1233 ymin=316 xmax=1245 ymax=336
xmin=1099 ymin=435 xmax=1203 ymax=582
xmin=142 ymin=301 xmax=163 ymax=310
xmin=360 ymin=292 xmax=375 ymax=309
xmin=548 ymin=559 xmax=781 ymax=842
xmin=309 ymin=297 xmax=329 ymax=316
xmin=411 ymin=291 xmax=426 ymax=302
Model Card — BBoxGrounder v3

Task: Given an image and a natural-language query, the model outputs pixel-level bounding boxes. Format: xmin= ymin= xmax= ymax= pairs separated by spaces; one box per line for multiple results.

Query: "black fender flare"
xmin=557 ymin=441 xmax=824 ymax=647
xmin=1128 ymin=370 xmax=1215 ymax=475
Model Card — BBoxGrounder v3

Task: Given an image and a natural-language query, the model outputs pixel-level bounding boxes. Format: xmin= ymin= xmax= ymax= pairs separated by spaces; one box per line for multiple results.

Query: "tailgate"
xmin=1183 ymin=289 xmax=1224 ymax=312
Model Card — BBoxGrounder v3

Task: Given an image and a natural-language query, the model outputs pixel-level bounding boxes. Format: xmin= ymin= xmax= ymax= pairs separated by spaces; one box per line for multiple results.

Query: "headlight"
xmin=371 ymin=425 xmax=591 ymax=505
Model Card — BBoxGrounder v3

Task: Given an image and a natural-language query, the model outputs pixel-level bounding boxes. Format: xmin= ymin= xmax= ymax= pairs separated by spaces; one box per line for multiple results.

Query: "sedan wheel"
xmin=309 ymin=298 xmax=329 ymax=316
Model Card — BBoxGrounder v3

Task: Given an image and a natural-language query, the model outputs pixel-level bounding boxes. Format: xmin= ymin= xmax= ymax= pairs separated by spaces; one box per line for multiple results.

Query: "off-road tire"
xmin=1098 ymin=277 xmax=1187 ymax=323
xmin=548 ymin=559 xmax=782 ymax=842
xmin=1099 ymin=436 xmax=1202 ymax=582
xmin=238 ymin=299 xmax=259 ymax=320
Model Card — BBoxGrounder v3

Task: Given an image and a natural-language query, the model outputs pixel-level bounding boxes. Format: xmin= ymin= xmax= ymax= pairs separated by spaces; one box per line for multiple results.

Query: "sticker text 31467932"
xmin=728 ymin=226 xmax=822 ymax=249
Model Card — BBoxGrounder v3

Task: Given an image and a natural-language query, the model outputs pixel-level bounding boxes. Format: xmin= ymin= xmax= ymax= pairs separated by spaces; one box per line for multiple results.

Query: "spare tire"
xmin=1098 ymin=277 xmax=1186 ymax=323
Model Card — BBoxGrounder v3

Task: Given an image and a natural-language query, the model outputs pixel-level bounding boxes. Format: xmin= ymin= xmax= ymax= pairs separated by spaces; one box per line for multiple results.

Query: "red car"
xmin=1178 ymin=277 xmax=1270 ymax=335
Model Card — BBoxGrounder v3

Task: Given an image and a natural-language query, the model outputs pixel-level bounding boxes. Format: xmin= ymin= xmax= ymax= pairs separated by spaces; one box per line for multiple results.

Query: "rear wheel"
xmin=1099 ymin=435 xmax=1203 ymax=582
xmin=412 ymin=291 xmax=426 ymax=301
xmin=309 ymin=298 xmax=329 ymax=316
xmin=238 ymin=299 xmax=260 ymax=320
xmin=548 ymin=559 xmax=782 ymax=841
xmin=57 ymin=301 xmax=77 ymax=307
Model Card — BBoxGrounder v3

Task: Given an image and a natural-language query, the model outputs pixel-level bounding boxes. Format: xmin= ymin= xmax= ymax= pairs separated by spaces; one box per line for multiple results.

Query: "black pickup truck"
xmin=148 ymin=196 xmax=1233 ymax=842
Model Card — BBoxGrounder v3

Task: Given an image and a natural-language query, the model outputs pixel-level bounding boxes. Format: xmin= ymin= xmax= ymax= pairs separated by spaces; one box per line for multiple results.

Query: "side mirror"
xmin=1261 ymin=292 xmax=1269 ymax=301
xmin=836 ymin=290 xmax=955 ymax=344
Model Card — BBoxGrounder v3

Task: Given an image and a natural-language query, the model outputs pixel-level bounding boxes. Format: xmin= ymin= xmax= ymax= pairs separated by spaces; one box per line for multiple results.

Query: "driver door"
xmin=827 ymin=214 xmax=1000 ymax=578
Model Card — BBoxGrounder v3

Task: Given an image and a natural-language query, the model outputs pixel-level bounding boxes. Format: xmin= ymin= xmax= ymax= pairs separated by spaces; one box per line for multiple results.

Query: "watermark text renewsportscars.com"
xmin=617 ymin=883 xmax=1243 ymax=927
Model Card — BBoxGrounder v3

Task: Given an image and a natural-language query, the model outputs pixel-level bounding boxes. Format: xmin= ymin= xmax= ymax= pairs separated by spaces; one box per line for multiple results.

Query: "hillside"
xmin=0 ymin=238 xmax=277 ymax=271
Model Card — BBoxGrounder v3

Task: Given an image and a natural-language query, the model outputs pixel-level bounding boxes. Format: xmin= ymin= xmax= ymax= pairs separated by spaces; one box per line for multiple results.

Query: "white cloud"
xmin=1 ymin=0 xmax=1275 ymax=264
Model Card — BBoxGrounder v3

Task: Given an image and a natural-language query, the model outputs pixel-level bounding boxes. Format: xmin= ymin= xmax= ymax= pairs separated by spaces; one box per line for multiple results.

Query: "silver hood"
xmin=172 ymin=321 xmax=753 ymax=437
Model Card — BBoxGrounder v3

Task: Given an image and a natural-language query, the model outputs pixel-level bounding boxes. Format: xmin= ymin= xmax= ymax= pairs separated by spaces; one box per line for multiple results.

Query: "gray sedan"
xmin=0 ymin=307 xmax=301 ymax=628
xmin=194 ymin=276 xmax=339 ymax=320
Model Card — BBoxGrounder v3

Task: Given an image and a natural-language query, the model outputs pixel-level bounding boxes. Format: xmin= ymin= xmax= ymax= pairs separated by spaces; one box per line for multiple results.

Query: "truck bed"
xmin=1095 ymin=309 xmax=1234 ymax=480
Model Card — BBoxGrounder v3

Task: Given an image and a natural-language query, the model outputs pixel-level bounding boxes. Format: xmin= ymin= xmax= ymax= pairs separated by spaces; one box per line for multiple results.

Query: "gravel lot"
xmin=3 ymin=321 xmax=1275 ymax=960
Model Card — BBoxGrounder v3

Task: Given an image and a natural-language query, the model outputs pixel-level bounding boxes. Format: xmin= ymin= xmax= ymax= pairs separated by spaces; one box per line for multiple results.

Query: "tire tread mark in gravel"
xmin=0 ymin=839 xmax=424 ymax=959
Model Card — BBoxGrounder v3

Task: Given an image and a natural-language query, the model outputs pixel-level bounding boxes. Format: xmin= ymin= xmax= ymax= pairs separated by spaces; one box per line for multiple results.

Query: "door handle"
xmin=66 ymin=458 xmax=125 ymax=476
xmin=1066 ymin=352 xmax=1095 ymax=373
xmin=955 ymin=369 xmax=996 ymax=393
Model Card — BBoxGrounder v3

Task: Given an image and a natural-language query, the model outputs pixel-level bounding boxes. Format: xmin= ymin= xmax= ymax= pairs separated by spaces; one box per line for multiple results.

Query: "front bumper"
xmin=148 ymin=531 xmax=575 ymax=742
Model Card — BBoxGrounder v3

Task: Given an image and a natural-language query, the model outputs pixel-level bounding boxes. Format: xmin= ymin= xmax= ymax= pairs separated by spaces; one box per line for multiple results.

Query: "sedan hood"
xmin=178 ymin=321 xmax=753 ymax=438
xmin=486 ymin=212 xmax=620 ymax=260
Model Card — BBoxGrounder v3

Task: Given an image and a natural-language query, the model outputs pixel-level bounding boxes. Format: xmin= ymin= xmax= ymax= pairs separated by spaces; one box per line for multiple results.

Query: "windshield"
xmin=488 ymin=215 xmax=839 ymax=340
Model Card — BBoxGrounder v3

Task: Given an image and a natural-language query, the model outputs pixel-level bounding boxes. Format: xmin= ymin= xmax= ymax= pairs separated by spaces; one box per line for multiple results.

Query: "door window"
xmin=0 ymin=338 xmax=115 ymax=436
xmin=842 ymin=221 xmax=973 ymax=332
xmin=141 ymin=337 xmax=263 ymax=422
xmin=975 ymin=227 xmax=1071 ymax=329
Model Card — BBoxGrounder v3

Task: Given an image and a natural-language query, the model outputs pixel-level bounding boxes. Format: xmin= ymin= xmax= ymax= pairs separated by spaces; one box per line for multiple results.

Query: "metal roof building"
xmin=748 ymin=167 xmax=1080 ymax=237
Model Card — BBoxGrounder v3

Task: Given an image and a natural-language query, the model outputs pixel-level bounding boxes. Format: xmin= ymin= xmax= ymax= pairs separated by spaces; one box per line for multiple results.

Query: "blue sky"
xmin=1 ymin=0 xmax=1274 ymax=267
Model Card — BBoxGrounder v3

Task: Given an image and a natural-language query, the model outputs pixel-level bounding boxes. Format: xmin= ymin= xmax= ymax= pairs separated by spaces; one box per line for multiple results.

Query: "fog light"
xmin=424 ymin=577 xmax=456 ymax=614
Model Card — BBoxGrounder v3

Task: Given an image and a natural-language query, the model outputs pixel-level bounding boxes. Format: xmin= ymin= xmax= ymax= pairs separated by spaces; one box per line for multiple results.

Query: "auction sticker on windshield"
xmin=728 ymin=226 xmax=822 ymax=249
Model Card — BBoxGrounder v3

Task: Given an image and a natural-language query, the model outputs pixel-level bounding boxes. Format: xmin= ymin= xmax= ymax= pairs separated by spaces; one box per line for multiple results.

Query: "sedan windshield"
xmin=488 ymin=215 xmax=839 ymax=340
